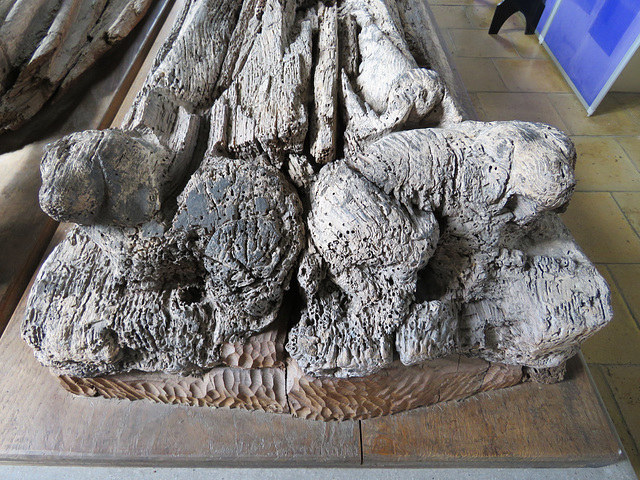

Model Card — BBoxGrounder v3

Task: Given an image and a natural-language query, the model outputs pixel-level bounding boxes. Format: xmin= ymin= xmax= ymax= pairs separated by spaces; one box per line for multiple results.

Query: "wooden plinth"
xmin=0 ymin=284 xmax=624 ymax=466
xmin=56 ymin=355 xmax=523 ymax=421
xmin=0 ymin=0 xmax=625 ymax=469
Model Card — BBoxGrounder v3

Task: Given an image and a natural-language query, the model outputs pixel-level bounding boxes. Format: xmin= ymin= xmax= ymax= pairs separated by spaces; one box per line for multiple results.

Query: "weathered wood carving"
xmin=0 ymin=0 xmax=153 ymax=134
xmin=22 ymin=0 xmax=612 ymax=420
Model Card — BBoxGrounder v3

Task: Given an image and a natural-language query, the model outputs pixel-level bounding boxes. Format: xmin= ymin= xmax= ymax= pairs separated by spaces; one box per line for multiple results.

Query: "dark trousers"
xmin=489 ymin=0 xmax=546 ymax=35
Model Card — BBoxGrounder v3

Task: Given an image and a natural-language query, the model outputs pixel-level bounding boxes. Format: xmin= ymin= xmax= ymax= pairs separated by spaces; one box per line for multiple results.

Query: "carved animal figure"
xmin=23 ymin=0 xmax=611 ymax=401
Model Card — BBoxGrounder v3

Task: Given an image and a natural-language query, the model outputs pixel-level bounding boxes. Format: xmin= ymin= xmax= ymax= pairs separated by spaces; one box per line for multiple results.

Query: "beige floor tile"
xmin=476 ymin=92 xmax=569 ymax=129
xmin=504 ymin=31 xmax=547 ymax=59
xmin=550 ymin=94 xmax=640 ymax=136
xmin=431 ymin=5 xmax=473 ymax=29
xmin=465 ymin=5 xmax=525 ymax=30
xmin=581 ymin=267 xmax=640 ymax=364
xmin=600 ymin=366 xmax=640 ymax=467
xmin=451 ymin=57 xmax=507 ymax=92
xmin=614 ymin=192 xmax=640 ymax=236
xmin=617 ymin=137 xmax=640 ymax=172
xmin=493 ymin=58 xmax=570 ymax=93
xmin=608 ymin=264 xmax=640 ymax=325
xmin=589 ymin=365 xmax=640 ymax=474
xmin=561 ymin=192 xmax=640 ymax=263
xmin=572 ymin=137 xmax=640 ymax=192
xmin=449 ymin=29 xmax=519 ymax=58
xmin=440 ymin=29 xmax=457 ymax=57
xmin=611 ymin=93 xmax=640 ymax=125
xmin=467 ymin=93 xmax=488 ymax=120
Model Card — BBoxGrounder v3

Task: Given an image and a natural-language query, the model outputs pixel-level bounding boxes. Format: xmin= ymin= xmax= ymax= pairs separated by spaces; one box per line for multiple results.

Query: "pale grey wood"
xmin=0 ymin=299 xmax=360 ymax=465
xmin=20 ymin=0 xmax=613 ymax=419
xmin=0 ymin=0 xmax=174 ymax=336
xmin=0 ymin=0 xmax=155 ymax=133
xmin=310 ymin=3 xmax=338 ymax=165
xmin=395 ymin=0 xmax=477 ymax=118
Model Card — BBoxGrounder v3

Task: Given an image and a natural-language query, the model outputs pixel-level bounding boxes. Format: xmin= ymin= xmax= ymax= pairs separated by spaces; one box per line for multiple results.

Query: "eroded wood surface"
xmin=0 ymin=285 xmax=360 ymax=466
xmin=0 ymin=0 xmax=174 ymax=337
xmin=0 ymin=284 xmax=622 ymax=466
xmin=0 ymin=0 xmax=624 ymax=456
xmin=0 ymin=7 xmax=620 ymax=471
xmin=23 ymin=0 xmax=612 ymax=391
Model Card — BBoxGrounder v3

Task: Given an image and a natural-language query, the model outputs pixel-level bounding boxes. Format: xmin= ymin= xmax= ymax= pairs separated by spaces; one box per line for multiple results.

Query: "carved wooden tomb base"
xmin=19 ymin=0 xmax=612 ymax=420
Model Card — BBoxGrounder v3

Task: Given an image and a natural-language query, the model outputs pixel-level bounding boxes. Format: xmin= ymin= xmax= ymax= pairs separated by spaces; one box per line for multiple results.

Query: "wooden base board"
xmin=361 ymin=355 xmax=625 ymax=467
xmin=0 ymin=297 xmax=623 ymax=466
xmin=58 ymin=354 xmax=523 ymax=421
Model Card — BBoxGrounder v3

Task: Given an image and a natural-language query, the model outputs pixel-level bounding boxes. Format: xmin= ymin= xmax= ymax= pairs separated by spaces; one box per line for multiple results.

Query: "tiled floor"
xmin=428 ymin=0 xmax=640 ymax=475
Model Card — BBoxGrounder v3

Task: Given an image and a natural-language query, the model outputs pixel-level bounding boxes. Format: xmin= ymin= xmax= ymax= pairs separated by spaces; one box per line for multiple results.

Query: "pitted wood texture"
xmin=0 ymin=301 xmax=360 ymax=465
xmin=0 ymin=0 xmax=625 ymax=466
xmin=0 ymin=0 xmax=173 ymax=338
xmin=22 ymin=0 xmax=612 ymax=418
xmin=0 ymin=283 xmax=621 ymax=465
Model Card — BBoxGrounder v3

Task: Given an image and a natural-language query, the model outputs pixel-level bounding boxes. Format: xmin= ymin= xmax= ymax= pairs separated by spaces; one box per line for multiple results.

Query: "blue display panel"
xmin=538 ymin=0 xmax=558 ymax=33
xmin=543 ymin=0 xmax=640 ymax=109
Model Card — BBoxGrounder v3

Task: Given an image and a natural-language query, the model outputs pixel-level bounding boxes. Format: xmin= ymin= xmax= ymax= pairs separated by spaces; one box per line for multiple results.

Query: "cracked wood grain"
xmin=0 ymin=0 xmax=153 ymax=133
xmin=21 ymin=0 xmax=613 ymax=420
